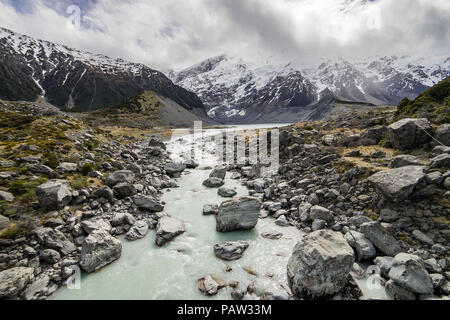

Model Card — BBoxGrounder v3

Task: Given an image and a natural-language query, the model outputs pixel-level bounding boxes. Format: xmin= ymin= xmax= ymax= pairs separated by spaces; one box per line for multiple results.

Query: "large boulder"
xmin=215 ymin=197 xmax=261 ymax=232
xmin=155 ymin=216 xmax=185 ymax=246
xmin=344 ymin=231 xmax=376 ymax=261
xmin=387 ymin=118 xmax=432 ymax=150
xmin=133 ymin=195 xmax=164 ymax=212
xmin=56 ymin=162 xmax=78 ymax=173
xmin=287 ymin=230 xmax=355 ymax=298
xmin=431 ymin=124 xmax=450 ymax=147
xmin=360 ymin=222 xmax=401 ymax=256
xmin=209 ymin=166 xmax=227 ymax=180
xmin=105 ymin=170 xmax=135 ymax=187
xmin=35 ymin=180 xmax=72 ymax=211
xmin=367 ymin=166 xmax=427 ymax=202
xmin=113 ymin=183 xmax=137 ymax=199
xmin=34 ymin=227 xmax=77 ymax=255
xmin=0 ymin=267 xmax=35 ymax=299
xmin=80 ymin=229 xmax=122 ymax=273
xmin=388 ymin=253 xmax=433 ymax=295
xmin=214 ymin=241 xmax=249 ymax=261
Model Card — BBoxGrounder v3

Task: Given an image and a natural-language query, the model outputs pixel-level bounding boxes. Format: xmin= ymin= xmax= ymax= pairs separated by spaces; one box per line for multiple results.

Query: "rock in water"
xmin=0 ymin=267 xmax=35 ymax=299
xmin=126 ymin=221 xmax=149 ymax=241
xmin=80 ymin=230 xmax=122 ymax=273
xmin=203 ymin=204 xmax=218 ymax=215
xmin=388 ymin=253 xmax=433 ymax=295
xmin=214 ymin=241 xmax=249 ymax=261
xmin=34 ymin=227 xmax=77 ymax=255
xmin=218 ymin=187 xmax=237 ymax=198
xmin=133 ymin=195 xmax=164 ymax=212
xmin=360 ymin=222 xmax=401 ymax=256
xmin=215 ymin=197 xmax=262 ymax=232
xmin=202 ymin=177 xmax=225 ymax=188
xmin=287 ymin=230 xmax=355 ymax=298
xmin=210 ymin=166 xmax=227 ymax=180
xmin=198 ymin=275 xmax=226 ymax=296
xmin=35 ymin=180 xmax=72 ymax=211
xmin=155 ymin=216 xmax=185 ymax=246
xmin=164 ymin=162 xmax=186 ymax=176
xmin=387 ymin=118 xmax=432 ymax=150
xmin=367 ymin=166 xmax=426 ymax=202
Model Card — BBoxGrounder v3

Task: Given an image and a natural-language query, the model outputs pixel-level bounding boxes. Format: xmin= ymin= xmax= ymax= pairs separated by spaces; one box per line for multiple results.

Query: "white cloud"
xmin=0 ymin=0 xmax=449 ymax=71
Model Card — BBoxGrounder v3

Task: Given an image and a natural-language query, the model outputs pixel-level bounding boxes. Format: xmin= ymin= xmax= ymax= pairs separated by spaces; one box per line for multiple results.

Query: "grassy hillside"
xmin=395 ymin=76 xmax=450 ymax=124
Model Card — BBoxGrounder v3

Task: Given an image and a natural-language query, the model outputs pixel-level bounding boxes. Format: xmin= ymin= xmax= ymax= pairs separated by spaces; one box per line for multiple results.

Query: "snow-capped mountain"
xmin=171 ymin=54 xmax=450 ymax=123
xmin=0 ymin=27 xmax=205 ymax=113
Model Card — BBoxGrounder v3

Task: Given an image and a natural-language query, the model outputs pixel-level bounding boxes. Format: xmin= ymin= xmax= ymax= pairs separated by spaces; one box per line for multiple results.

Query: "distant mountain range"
xmin=0 ymin=27 xmax=206 ymax=118
xmin=1 ymin=27 xmax=449 ymax=124
xmin=170 ymin=54 xmax=450 ymax=123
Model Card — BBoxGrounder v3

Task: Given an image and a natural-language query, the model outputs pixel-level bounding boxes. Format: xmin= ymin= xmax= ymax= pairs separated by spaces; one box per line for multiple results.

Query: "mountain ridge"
xmin=0 ymin=27 xmax=205 ymax=115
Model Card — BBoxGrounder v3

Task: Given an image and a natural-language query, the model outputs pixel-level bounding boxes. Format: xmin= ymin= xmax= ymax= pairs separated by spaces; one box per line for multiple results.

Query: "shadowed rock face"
xmin=387 ymin=118 xmax=432 ymax=150
xmin=287 ymin=230 xmax=355 ymax=298
xmin=215 ymin=197 xmax=262 ymax=232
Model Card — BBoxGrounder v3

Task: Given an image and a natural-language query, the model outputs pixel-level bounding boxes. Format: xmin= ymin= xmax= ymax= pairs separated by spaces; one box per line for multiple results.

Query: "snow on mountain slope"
xmin=0 ymin=27 xmax=205 ymax=113
xmin=172 ymin=54 xmax=449 ymax=123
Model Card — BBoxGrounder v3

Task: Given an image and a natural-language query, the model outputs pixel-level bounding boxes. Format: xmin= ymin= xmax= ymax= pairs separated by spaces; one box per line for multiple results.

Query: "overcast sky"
xmin=0 ymin=0 xmax=449 ymax=71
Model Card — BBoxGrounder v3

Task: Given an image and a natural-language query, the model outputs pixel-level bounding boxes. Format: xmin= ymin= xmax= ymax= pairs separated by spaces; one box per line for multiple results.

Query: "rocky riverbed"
xmin=0 ymin=103 xmax=449 ymax=300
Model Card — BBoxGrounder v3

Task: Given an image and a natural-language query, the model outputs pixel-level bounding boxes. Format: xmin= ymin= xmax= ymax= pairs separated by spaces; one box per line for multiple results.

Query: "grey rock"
xmin=133 ymin=195 xmax=164 ymax=212
xmin=214 ymin=241 xmax=249 ymax=261
xmin=380 ymin=209 xmax=400 ymax=222
xmin=310 ymin=205 xmax=335 ymax=225
xmin=94 ymin=186 xmax=114 ymax=201
xmin=386 ymin=280 xmax=416 ymax=300
xmin=81 ymin=219 xmax=112 ymax=234
xmin=24 ymin=274 xmax=49 ymax=300
xmin=164 ymin=162 xmax=186 ymax=176
xmin=56 ymin=162 xmax=78 ymax=173
xmin=216 ymin=197 xmax=261 ymax=232
xmin=261 ymin=231 xmax=283 ymax=240
xmin=299 ymin=203 xmax=312 ymax=222
xmin=209 ymin=166 xmax=227 ymax=180
xmin=155 ymin=216 xmax=185 ymax=246
xmin=275 ymin=215 xmax=290 ymax=227
xmin=39 ymin=249 xmax=61 ymax=264
xmin=388 ymin=253 xmax=433 ymax=295
xmin=367 ymin=166 xmax=427 ymax=202
xmin=360 ymin=222 xmax=401 ymax=256
xmin=311 ymin=219 xmax=326 ymax=231
xmin=344 ymin=231 xmax=376 ymax=261
xmin=27 ymin=164 xmax=54 ymax=175
xmin=389 ymin=155 xmax=421 ymax=168
xmin=412 ymin=230 xmax=434 ymax=246
xmin=80 ymin=229 xmax=122 ymax=273
xmin=198 ymin=274 xmax=225 ymax=296
xmin=126 ymin=221 xmax=149 ymax=241
xmin=0 ymin=267 xmax=34 ymax=299
xmin=110 ymin=212 xmax=135 ymax=227
xmin=113 ymin=183 xmax=137 ymax=199
xmin=432 ymin=124 xmax=450 ymax=147
xmin=387 ymin=118 xmax=432 ymax=150
xmin=105 ymin=170 xmax=135 ymax=187
xmin=287 ymin=230 xmax=355 ymax=298
xmin=203 ymin=204 xmax=218 ymax=215
xmin=35 ymin=180 xmax=72 ymax=211
xmin=430 ymin=154 xmax=450 ymax=169
xmin=0 ymin=190 xmax=14 ymax=203
xmin=202 ymin=177 xmax=225 ymax=188
xmin=374 ymin=256 xmax=395 ymax=278
xmin=218 ymin=187 xmax=237 ymax=198
xmin=430 ymin=273 xmax=446 ymax=289
xmin=34 ymin=227 xmax=76 ymax=255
